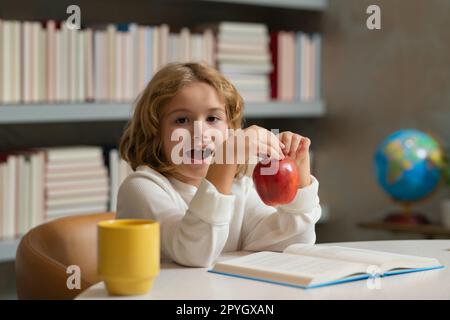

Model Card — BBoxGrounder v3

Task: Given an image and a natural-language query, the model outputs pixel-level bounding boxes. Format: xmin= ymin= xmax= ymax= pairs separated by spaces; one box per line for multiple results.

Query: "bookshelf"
xmin=0 ymin=101 xmax=325 ymax=124
xmin=0 ymin=238 xmax=20 ymax=263
xmin=204 ymin=0 xmax=328 ymax=10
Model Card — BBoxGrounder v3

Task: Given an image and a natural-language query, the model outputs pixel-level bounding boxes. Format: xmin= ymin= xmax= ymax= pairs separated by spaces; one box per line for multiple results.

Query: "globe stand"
xmin=383 ymin=202 xmax=430 ymax=225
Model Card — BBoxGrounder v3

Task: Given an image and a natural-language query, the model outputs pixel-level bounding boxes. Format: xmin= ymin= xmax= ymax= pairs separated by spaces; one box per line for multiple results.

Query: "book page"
xmin=213 ymin=251 xmax=369 ymax=286
xmin=283 ymin=244 xmax=440 ymax=272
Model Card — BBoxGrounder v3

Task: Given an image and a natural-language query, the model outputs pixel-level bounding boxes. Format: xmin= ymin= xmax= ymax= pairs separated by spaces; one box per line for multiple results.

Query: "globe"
xmin=374 ymin=129 xmax=444 ymax=203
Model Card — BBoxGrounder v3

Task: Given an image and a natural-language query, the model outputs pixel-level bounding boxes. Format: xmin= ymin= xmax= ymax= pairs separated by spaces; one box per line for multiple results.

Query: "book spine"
xmin=278 ymin=31 xmax=285 ymax=101
xmin=115 ymin=31 xmax=123 ymax=102
xmin=2 ymin=21 xmax=12 ymax=104
xmin=0 ymin=162 xmax=4 ymax=239
xmin=60 ymin=23 xmax=69 ymax=102
xmin=85 ymin=28 xmax=94 ymax=101
xmin=286 ymin=31 xmax=296 ymax=102
xmin=269 ymin=32 xmax=278 ymax=100
xmin=151 ymin=26 xmax=159 ymax=78
xmin=129 ymin=23 xmax=139 ymax=98
xmin=77 ymin=30 xmax=85 ymax=102
xmin=158 ymin=24 xmax=169 ymax=71
xmin=106 ymin=24 xmax=115 ymax=102
xmin=124 ymin=31 xmax=133 ymax=101
xmin=0 ymin=19 xmax=3 ymax=104
xmin=313 ymin=33 xmax=322 ymax=100
xmin=46 ymin=20 xmax=56 ymax=103
xmin=68 ymin=27 xmax=76 ymax=102
xmin=4 ymin=156 xmax=17 ymax=238
xmin=12 ymin=21 xmax=22 ymax=104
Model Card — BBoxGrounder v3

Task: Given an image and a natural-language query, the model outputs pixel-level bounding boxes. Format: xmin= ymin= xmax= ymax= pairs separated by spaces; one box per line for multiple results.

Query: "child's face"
xmin=161 ymin=82 xmax=229 ymax=185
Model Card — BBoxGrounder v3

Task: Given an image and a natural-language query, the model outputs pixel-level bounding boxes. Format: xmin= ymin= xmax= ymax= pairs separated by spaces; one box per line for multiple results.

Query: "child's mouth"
xmin=185 ymin=147 xmax=214 ymax=164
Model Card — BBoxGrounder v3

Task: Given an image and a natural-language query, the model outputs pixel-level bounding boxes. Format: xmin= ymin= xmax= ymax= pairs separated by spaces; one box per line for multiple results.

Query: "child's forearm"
xmin=205 ymin=138 xmax=238 ymax=195
xmin=297 ymin=157 xmax=312 ymax=188
xmin=205 ymin=162 xmax=237 ymax=195
xmin=205 ymin=135 xmax=239 ymax=195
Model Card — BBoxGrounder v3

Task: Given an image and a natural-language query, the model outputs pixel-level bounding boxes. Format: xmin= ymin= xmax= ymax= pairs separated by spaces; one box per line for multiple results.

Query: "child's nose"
xmin=192 ymin=120 xmax=213 ymax=144
xmin=192 ymin=119 xmax=212 ymax=134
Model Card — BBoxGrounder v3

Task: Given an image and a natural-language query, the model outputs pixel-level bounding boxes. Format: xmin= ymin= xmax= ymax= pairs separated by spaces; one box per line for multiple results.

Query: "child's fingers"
xmin=256 ymin=127 xmax=284 ymax=155
xmin=288 ymin=135 xmax=302 ymax=157
xmin=303 ymin=137 xmax=311 ymax=150
xmin=269 ymin=143 xmax=284 ymax=160
xmin=267 ymin=132 xmax=285 ymax=158
xmin=302 ymin=137 xmax=311 ymax=151
xmin=280 ymin=134 xmax=292 ymax=154
xmin=257 ymin=141 xmax=283 ymax=160
xmin=295 ymin=137 xmax=311 ymax=158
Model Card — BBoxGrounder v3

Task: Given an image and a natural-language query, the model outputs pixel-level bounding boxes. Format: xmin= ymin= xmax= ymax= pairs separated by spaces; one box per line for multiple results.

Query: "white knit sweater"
xmin=116 ymin=165 xmax=321 ymax=267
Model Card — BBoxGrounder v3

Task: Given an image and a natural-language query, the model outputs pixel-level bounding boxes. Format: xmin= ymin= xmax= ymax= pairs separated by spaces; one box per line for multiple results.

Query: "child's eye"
xmin=175 ymin=117 xmax=188 ymax=124
xmin=207 ymin=116 xmax=219 ymax=123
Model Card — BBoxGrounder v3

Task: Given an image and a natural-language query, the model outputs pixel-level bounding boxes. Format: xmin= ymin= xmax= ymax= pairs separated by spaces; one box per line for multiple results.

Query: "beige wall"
xmin=314 ymin=0 xmax=450 ymax=242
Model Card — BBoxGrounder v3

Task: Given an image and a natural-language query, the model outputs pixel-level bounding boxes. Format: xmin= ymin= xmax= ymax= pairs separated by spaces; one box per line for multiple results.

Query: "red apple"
xmin=252 ymin=157 xmax=300 ymax=206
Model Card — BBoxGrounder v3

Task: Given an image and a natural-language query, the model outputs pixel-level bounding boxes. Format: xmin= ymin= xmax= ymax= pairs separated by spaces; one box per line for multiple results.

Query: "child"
xmin=117 ymin=62 xmax=321 ymax=267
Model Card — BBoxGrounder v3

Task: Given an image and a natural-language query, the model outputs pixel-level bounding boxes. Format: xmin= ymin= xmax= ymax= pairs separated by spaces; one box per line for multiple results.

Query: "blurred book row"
xmin=0 ymin=20 xmax=321 ymax=105
xmin=0 ymin=146 xmax=131 ymax=239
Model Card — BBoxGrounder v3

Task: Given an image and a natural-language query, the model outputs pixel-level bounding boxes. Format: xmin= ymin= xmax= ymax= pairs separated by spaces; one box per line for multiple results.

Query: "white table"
xmin=77 ymin=240 xmax=450 ymax=300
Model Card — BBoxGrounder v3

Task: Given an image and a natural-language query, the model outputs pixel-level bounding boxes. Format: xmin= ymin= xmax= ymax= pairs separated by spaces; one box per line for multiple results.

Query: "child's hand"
xmin=243 ymin=125 xmax=285 ymax=161
xmin=213 ymin=125 xmax=285 ymax=171
xmin=278 ymin=131 xmax=312 ymax=188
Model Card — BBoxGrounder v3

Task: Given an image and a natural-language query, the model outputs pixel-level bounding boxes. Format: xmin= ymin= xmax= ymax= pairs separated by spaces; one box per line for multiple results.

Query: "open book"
xmin=209 ymin=244 xmax=444 ymax=289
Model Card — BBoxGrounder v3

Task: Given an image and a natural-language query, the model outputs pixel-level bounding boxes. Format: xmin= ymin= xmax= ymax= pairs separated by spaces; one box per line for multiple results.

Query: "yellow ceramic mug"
xmin=98 ymin=219 xmax=160 ymax=296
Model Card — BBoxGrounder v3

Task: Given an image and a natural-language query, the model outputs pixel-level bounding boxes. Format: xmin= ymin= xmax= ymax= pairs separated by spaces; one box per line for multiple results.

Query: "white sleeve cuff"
xmin=188 ymin=178 xmax=236 ymax=225
xmin=278 ymin=175 xmax=319 ymax=214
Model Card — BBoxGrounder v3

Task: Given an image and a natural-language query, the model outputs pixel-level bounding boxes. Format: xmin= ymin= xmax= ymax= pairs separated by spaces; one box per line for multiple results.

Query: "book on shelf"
xmin=45 ymin=176 xmax=109 ymax=191
xmin=46 ymin=167 xmax=107 ymax=181
xmin=207 ymin=21 xmax=272 ymax=103
xmin=0 ymin=149 xmax=45 ymax=238
xmin=0 ymin=18 xmax=322 ymax=106
xmin=44 ymin=145 xmax=103 ymax=162
xmin=44 ymin=146 xmax=109 ymax=220
xmin=0 ymin=19 xmax=216 ymax=105
xmin=108 ymin=149 xmax=133 ymax=212
xmin=46 ymin=204 xmax=108 ymax=220
xmin=46 ymin=194 xmax=109 ymax=209
xmin=209 ymin=243 xmax=444 ymax=289
xmin=46 ymin=185 xmax=109 ymax=199
xmin=271 ymin=31 xmax=322 ymax=102
xmin=0 ymin=146 xmax=112 ymax=239
xmin=46 ymin=161 xmax=105 ymax=174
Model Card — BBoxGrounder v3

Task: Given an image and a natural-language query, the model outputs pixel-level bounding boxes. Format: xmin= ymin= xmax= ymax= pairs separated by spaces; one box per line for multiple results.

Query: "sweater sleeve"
xmin=240 ymin=175 xmax=321 ymax=252
xmin=116 ymin=175 xmax=235 ymax=267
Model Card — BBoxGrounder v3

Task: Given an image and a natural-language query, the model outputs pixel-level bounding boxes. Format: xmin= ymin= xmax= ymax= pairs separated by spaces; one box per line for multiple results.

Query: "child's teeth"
xmin=203 ymin=149 xmax=212 ymax=158
xmin=187 ymin=148 xmax=213 ymax=161
xmin=190 ymin=149 xmax=202 ymax=160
